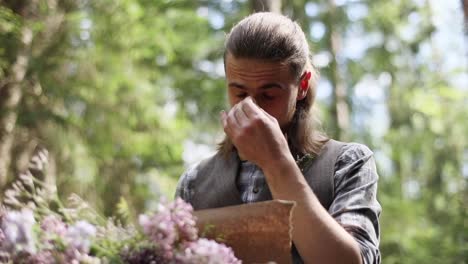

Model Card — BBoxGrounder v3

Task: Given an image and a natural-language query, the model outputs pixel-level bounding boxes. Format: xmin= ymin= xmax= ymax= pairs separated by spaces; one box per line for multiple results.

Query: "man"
xmin=176 ymin=12 xmax=381 ymax=264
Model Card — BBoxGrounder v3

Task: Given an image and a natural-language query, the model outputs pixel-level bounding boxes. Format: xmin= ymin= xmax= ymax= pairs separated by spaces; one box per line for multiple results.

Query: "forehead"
xmin=225 ymin=54 xmax=295 ymax=83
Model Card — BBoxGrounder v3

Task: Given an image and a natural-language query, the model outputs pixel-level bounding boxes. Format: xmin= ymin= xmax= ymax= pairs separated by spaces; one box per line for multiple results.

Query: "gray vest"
xmin=190 ymin=139 xmax=345 ymax=211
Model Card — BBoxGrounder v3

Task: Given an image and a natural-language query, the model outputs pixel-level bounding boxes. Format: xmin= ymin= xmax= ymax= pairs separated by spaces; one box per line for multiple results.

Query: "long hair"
xmin=219 ymin=12 xmax=328 ymax=158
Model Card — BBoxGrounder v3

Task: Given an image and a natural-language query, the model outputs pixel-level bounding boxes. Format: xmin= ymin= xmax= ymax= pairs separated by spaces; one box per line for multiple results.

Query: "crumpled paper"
xmin=194 ymin=200 xmax=296 ymax=264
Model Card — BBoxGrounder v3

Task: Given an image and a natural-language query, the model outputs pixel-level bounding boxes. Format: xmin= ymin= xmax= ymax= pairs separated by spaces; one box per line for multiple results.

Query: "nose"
xmin=245 ymin=96 xmax=257 ymax=105
xmin=252 ymin=95 xmax=268 ymax=109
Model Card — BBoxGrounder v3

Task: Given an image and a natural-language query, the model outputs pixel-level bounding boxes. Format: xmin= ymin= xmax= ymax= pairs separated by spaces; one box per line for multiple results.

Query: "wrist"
xmin=258 ymin=151 xmax=295 ymax=173
xmin=261 ymin=153 xmax=310 ymax=199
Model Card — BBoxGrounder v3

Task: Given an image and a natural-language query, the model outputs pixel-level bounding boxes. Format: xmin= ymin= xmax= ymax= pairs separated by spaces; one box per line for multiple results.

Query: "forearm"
xmin=262 ymin=156 xmax=362 ymax=264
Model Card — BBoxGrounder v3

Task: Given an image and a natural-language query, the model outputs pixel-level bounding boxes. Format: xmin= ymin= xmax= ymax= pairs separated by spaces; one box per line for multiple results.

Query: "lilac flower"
xmin=0 ymin=228 xmax=5 ymax=244
xmin=27 ymin=250 xmax=55 ymax=264
xmin=139 ymin=198 xmax=199 ymax=259
xmin=139 ymin=207 xmax=177 ymax=259
xmin=1 ymin=208 xmax=36 ymax=254
xmin=39 ymin=215 xmax=68 ymax=252
xmin=64 ymin=248 xmax=101 ymax=264
xmin=0 ymin=228 xmax=8 ymax=263
xmin=1 ymin=195 xmax=239 ymax=263
xmin=41 ymin=215 xmax=67 ymax=236
xmin=169 ymin=198 xmax=198 ymax=242
xmin=120 ymin=245 xmax=169 ymax=264
xmin=65 ymin=220 xmax=96 ymax=254
xmin=176 ymin=238 xmax=241 ymax=264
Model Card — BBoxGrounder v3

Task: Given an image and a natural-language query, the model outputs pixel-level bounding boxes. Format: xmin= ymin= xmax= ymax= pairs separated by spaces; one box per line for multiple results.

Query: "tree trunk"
xmin=462 ymin=0 xmax=468 ymax=65
xmin=0 ymin=24 xmax=33 ymax=188
xmin=251 ymin=0 xmax=282 ymax=13
xmin=325 ymin=0 xmax=350 ymax=141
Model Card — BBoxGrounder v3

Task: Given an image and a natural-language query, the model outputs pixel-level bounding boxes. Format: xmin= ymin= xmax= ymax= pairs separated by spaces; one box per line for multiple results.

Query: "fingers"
xmin=220 ymin=110 xmax=228 ymax=129
xmin=233 ymin=102 xmax=249 ymax=124
xmin=242 ymin=96 xmax=276 ymax=123
xmin=241 ymin=96 xmax=257 ymax=118
xmin=221 ymin=96 xmax=276 ymax=137
xmin=221 ymin=103 xmax=246 ymax=138
xmin=221 ymin=109 xmax=236 ymax=144
xmin=226 ymin=97 xmax=254 ymax=126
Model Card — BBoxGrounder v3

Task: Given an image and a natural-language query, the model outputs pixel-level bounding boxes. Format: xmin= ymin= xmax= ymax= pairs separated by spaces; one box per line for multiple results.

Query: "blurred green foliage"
xmin=0 ymin=0 xmax=466 ymax=263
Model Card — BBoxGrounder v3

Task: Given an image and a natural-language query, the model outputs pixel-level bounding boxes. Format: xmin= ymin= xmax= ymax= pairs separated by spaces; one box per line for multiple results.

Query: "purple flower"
xmin=0 ymin=197 xmax=240 ymax=263
xmin=139 ymin=208 xmax=177 ymax=259
xmin=41 ymin=215 xmax=67 ymax=237
xmin=138 ymin=198 xmax=199 ymax=259
xmin=39 ymin=215 xmax=68 ymax=251
xmin=120 ymin=245 xmax=169 ymax=264
xmin=169 ymin=198 xmax=198 ymax=242
xmin=176 ymin=238 xmax=241 ymax=264
xmin=0 ymin=228 xmax=5 ymax=244
xmin=64 ymin=220 xmax=96 ymax=254
xmin=27 ymin=250 xmax=55 ymax=264
xmin=1 ymin=208 xmax=36 ymax=254
xmin=63 ymin=248 xmax=101 ymax=264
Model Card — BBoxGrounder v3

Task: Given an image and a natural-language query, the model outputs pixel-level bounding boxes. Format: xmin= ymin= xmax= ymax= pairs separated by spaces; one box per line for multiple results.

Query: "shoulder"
xmin=175 ymin=152 xmax=220 ymax=200
xmin=179 ymin=152 xmax=222 ymax=183
xmin=316 ymin=140 xmax=374 ymax=174
xmin=332 ymin=141 xmax=378 ymax=191
xmin=335 ymin=142 xmax=374 ymax=167
xmin=176 ymin=149 xmax=232 ymax=183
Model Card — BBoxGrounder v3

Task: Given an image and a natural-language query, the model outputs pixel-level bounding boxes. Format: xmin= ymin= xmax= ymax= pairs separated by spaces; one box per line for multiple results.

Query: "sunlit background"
xmin=0 ymin=0 xmax=467 ymax=263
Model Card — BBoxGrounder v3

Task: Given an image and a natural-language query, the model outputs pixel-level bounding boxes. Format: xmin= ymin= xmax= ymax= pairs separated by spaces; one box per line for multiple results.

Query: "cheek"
xmin=278 ymin=94 xmax=298 ymax=120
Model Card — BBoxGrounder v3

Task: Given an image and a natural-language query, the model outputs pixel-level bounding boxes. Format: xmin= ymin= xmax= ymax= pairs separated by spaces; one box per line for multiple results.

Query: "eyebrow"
xmin=228 ymin=82 xmax=285 ymax=90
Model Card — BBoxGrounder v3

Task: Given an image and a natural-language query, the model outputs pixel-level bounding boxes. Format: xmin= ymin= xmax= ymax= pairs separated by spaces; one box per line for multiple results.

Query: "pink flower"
xmin=27 ymin=250 xmax=55 ymax=264
xmin=138 ymin=198 xmax=198 ymax=259
xmin=139 ymin=208 xmax=177 ymax=259
xmin=0 ymin=228 xmax=5 ymax=244
xmin=169 ymin=198 xmax=198 ymax=242
xmin=176 ymin=238 xmax=241 ymax=264
xmin=41 ymin=215 xmax=67 ymax=237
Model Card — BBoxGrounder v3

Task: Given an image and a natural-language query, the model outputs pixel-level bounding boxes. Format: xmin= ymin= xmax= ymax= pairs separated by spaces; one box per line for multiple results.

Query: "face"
xmin=225 ymin=54 xmax=304 ymax=130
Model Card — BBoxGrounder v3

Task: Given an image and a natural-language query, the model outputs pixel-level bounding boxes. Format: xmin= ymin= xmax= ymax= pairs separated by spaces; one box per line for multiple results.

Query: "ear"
xmin=297 ymin=71 xmax=311 ymax=101
xmin=297 ymin=85 xmax=308 ymax=101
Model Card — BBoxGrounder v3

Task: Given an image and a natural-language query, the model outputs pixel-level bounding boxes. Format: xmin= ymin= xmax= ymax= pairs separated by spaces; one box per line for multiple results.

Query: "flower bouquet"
xmin=0 ymin=153 xmax=240 ymax=263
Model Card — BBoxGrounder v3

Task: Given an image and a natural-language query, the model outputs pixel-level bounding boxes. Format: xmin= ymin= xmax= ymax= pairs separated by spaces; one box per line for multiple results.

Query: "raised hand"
xmin=220 ymin=96 xmax=292 ymax=170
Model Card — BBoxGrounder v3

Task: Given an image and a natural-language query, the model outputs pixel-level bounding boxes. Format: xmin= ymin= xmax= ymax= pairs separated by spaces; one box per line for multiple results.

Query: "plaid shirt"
xmin=176 ymin=143 xmax=381 ymax=264
xmin=237 ymin=160 xmax=267 ymax=203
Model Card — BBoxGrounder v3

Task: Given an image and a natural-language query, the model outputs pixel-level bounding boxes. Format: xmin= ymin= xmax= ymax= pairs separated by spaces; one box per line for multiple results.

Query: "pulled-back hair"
xmin=219 ymin=12 xmax=328 ymax=158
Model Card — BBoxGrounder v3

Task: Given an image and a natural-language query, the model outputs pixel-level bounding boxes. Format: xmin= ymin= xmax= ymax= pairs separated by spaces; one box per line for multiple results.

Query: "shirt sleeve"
xmin=328 ymin=143 xmax=382 ymax=264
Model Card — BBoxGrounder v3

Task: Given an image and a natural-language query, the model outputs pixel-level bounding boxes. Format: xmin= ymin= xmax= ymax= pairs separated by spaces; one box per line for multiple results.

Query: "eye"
xmin=236 ymin=93 xmax=247 ymax=99
xmin=262 ymin=93 xmax=275 ymax=100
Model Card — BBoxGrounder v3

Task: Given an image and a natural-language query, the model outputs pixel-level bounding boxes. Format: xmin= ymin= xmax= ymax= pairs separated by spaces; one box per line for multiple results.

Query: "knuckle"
xmin=242 ymin=125 xmax=255 ymax=135
xmin=251 ymin=115 xmax=266 ymax=126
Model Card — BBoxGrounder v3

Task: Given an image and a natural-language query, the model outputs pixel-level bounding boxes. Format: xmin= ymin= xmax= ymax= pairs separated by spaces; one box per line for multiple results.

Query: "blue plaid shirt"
xmin=176 ymin=143 xmax=381 ymax=264
xmin=237 ymin=160 xmax=267 ymax=203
